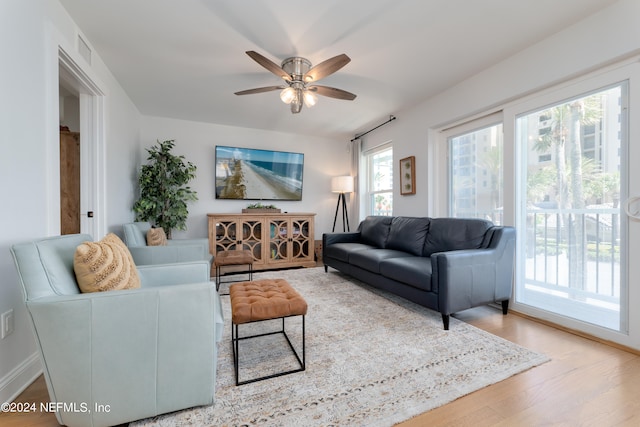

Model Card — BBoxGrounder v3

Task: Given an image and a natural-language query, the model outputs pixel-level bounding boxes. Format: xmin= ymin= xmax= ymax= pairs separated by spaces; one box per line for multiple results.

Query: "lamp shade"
xmin=331 ymin=175 xmax=354 ymax=193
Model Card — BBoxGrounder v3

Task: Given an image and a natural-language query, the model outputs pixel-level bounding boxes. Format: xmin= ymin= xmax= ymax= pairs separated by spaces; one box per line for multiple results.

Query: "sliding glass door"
xmin=515 ymin=84 xmax=627 ymax=331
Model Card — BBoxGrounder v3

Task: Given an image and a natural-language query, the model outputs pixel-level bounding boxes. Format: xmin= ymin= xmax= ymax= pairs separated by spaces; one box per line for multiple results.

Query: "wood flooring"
xmin=3 ymin=306 xmax=639 ymax=427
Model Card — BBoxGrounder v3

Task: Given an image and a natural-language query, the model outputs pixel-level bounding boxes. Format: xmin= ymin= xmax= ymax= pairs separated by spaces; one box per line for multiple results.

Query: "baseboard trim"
xmin=510 ymin=309 xmax=640 ymax=356
xmin=0 ymin=352 xmax=42 ymax=403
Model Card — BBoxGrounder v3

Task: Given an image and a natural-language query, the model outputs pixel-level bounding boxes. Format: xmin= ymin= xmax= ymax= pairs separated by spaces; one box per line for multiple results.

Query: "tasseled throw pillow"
xmin=74 ymin=233 xmax=141 ymax=293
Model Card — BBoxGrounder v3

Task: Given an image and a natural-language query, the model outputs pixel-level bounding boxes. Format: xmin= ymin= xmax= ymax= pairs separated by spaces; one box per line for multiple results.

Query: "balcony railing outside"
xmin=455 ymin=208 xmax=620 ymax=311
xmin=525 ymin=208 xmax=620 ymax=303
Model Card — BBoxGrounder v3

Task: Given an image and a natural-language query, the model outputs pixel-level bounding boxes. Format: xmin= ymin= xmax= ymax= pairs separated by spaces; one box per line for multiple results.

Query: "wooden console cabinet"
xmin=207 ymin=213 xmax=316 ymax=271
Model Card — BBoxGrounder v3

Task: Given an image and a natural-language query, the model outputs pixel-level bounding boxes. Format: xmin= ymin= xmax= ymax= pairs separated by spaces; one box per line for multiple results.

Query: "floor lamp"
xmin=331 ymin=176 xmax=354 ymax=232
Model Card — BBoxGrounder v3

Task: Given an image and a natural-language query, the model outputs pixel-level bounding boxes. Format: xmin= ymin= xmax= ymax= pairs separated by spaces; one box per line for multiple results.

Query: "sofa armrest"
xmin=137 ymin=262 xmax=224 ymax=341
xmin=167 ymin=238 xmax=210 ymax=258
xmin=27 ymin=282 xmax=219 ymax=427
xmin=323 ymin=232 xmax=362 ymax=247
xmin=432 ymin=227 xmax=515 ymax=315
xmin=136 ymin=260 xmax=210 ymax=286
xmin=129 ymin=244 xmax=212 ymax=266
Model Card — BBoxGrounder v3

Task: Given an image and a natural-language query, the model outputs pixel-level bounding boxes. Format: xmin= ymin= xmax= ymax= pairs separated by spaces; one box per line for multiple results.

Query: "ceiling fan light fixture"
xmin=237 ymin=51 xmax=355 ymax=114
xmin=290 ymin=97 xmax=303 ymax=114
xmin=303 ymin=90 xmax=318 ymax=108
xmin=280 ymin=87 xmax=296 ymax=104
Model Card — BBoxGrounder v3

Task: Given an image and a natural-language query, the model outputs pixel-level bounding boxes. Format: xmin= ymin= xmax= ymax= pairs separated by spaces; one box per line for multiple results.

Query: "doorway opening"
xmin=57 ymin=47 xmax=105 ymax=238
xmin=59 ymin=84 xmax=80 ymax=234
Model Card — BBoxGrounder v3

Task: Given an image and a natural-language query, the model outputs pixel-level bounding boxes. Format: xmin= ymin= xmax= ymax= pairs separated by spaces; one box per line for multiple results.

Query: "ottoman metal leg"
xmin=232 ymin=315 xmax=306 ymax=386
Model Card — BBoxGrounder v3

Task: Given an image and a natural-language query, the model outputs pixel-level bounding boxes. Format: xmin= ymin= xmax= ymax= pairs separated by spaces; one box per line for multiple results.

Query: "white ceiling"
xmin=59 ymin=0 xmax=618 ymax=139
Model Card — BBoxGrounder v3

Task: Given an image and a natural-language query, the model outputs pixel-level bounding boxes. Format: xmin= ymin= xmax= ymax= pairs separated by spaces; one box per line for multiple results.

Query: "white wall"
xmin=364 ymin=0 xmax=640 ymax=219
xmin=140 ymin=116 xmax=351 ymax=240
xmin=0 ymin=0 xmax=141 ymax=402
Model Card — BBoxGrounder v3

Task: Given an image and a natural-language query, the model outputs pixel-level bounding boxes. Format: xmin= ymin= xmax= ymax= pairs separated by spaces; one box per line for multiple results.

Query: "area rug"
xmin=132 ymin=267 xmax=549 ymax=427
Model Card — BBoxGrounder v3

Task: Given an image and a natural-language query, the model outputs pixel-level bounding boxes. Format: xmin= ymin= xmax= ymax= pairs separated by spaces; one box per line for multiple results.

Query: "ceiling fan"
xmin=235 ymin=51 xmax=357 ymax=114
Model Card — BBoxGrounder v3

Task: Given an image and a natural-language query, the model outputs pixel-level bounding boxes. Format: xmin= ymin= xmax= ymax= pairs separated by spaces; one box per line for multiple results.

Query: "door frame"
xmin=505 ymin=60 xmax=640 ymax=348
xmin=52 ymin=43 xmax=106 ymax=238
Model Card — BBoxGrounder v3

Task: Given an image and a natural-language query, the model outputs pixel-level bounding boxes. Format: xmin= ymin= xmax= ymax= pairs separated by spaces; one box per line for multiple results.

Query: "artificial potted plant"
xmin=133 ymin=139 xmax=197 ymax=239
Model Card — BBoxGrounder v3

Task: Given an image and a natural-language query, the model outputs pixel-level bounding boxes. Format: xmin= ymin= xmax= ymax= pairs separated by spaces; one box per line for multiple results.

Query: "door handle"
xmin=624 ymin=196 xmax=640 ymax=220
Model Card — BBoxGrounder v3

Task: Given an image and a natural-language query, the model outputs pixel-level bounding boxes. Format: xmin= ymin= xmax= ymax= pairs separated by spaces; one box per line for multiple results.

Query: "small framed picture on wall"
xmin=400 ymin=156 xmax=416 ymax=195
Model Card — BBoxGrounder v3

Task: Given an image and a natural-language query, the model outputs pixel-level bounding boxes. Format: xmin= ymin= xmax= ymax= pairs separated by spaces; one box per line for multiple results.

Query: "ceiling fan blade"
xmin=245 ymin=51 xmax=291 ymax=81
xmin=234 ymin=86 xmax=285 ymax=96
xmin=303 ymin=54 xmax=351 ymax=82
xmin=308 ymin=85 xmax=357 ymax=101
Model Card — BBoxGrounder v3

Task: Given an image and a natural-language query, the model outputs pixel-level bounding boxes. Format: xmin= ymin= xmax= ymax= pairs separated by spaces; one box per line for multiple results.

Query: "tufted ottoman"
xmin=214 ymin=249 xmax=254 ymax=294
xmin=229 ymin=278 xmax=307 ymax=385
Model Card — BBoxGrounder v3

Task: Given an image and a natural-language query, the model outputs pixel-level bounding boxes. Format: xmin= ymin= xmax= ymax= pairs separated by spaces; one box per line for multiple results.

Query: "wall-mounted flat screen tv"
xmin=215 ymin=145 xmax=304 ymax=201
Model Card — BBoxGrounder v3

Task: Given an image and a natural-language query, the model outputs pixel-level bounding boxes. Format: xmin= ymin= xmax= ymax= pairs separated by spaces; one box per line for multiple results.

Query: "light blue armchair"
xmin=11 ymin=234 xmax=223 ymax=427
xmin=122 ymin=222 xmax=212 ymax=266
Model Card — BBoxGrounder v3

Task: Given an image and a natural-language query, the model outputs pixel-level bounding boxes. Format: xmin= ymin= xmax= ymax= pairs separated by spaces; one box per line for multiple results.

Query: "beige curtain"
xmin=348 ymin=138 xmax=362 ymax=227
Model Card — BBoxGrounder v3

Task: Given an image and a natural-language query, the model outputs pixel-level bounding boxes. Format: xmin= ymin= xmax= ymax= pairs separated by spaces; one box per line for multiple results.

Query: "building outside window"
xmin=448 ymin=123 xmax=504 ymax=225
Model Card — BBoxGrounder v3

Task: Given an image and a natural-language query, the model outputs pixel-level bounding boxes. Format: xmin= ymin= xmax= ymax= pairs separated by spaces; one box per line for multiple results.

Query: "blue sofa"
xmin=323 ymin=216 xmax=516 ymax=329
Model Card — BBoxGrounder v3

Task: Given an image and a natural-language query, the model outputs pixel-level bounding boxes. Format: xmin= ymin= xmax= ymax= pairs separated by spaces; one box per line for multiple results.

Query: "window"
xmin=448 ymin=121 xmax=503 ymax=224
xmin=364 ymin=144 xmax=393 ymax=216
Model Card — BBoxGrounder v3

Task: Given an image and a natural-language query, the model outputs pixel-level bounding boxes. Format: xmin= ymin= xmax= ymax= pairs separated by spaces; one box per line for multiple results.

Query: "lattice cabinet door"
xmin=267 ymin=216 xmax=315 ymax=267
xmin=268 ymin=218 xmax=290 ymax=265
xmin=240 ymin=218 xmax=263 ymax=266
xmin=290 ymin=217 xmax=313 ymax=262
xmin=209 ymin=216 xmax=265 ymax=268
xmin=213 ymin=218 xmax=239 ymax=252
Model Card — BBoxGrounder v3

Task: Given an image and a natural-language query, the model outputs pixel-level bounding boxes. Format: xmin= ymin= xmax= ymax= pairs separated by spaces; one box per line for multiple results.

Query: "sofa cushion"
xmin=123 ymin=222 xmax=151 ymax=247
xmin=422 ymin=218 xmax=494 ymax=256
xmin=74 ymin=233 xmax=141 ymax=293
xmin=386 ymin=217 xmax=430 ymax=256
xmin=349 ymin=249 xmax=412 ymax=274
xmin=34 ymin=234 xmax=93 ymax=296
xmin=380 ymin=257 xmax=433 ymax=291
xmin=324 ymin=242 xmax=376 ymax=263
xmin=358 ymin=216 xmax=393 ymax=248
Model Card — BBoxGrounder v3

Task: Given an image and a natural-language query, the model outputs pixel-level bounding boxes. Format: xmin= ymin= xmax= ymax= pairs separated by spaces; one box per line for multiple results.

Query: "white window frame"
xmin=362 ymin=142 xmax=393 ymax=217
xmin=438 ymin=112 xmax=503 ymax=219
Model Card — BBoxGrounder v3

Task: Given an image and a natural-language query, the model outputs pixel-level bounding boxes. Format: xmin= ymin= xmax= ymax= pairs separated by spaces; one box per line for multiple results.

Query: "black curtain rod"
xmin=351 ymin=115 xmax=396 ymax=142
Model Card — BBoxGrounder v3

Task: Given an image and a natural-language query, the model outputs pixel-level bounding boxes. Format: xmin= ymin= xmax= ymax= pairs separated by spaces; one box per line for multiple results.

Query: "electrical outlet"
xmin=1 ymin=309 xmax=14 ymax=339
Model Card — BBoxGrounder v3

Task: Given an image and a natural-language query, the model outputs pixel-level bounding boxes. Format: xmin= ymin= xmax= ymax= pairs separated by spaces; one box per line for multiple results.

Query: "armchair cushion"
xmin=123 ymin=222 xmax=151 ymax=247
xmin=73 ymin=233 xmax=140 ymax=293
xmin=146 ymin=227 xmax=167 ymax=246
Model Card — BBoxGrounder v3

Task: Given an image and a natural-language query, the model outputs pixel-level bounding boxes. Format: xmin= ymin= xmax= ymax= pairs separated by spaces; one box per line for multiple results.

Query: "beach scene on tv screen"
xmin=215 ymin=146 xmax=304 ymax=200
